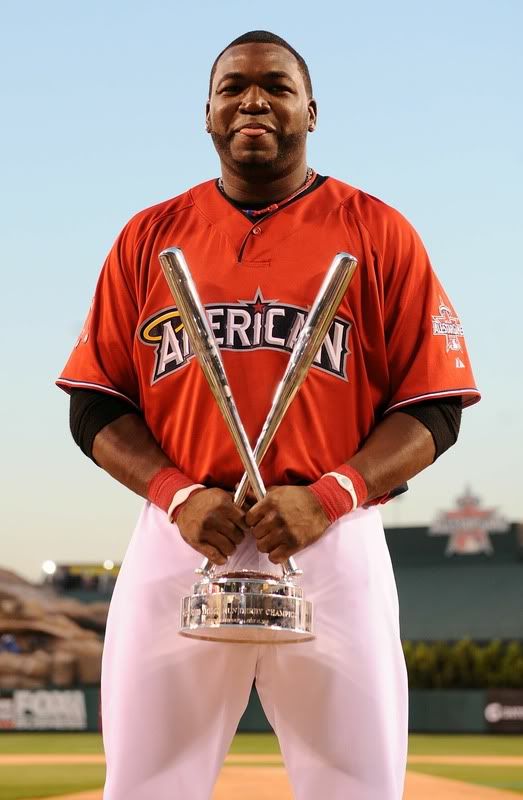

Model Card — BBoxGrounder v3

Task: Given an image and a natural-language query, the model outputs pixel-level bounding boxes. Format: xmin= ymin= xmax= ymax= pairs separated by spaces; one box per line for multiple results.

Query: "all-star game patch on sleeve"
xmin=379 ymin=205 xmax=480 ymax=413
xmin=56 ymin=223 xmax=140 ymax=407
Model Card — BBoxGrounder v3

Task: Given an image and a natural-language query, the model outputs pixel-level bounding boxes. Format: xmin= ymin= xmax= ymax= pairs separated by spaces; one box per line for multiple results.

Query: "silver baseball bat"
xmin=196 ymin=251 xmax=358 ymax=577
xmin=233 ymin=251 xmax=358 ymax=508
xmin=158 ymin=247 xmax=300 ymax=578
xmin=160 ymin=247 xmax=358 ymax=580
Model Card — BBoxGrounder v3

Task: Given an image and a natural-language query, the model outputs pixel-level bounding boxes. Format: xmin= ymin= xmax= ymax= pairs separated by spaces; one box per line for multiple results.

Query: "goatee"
xmin=210 ymin=130 xmax=307 ymax=180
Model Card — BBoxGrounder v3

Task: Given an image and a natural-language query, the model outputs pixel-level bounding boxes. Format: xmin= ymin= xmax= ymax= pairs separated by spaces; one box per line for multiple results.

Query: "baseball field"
xmin=0 ymin=733 xmax=522 ymax=799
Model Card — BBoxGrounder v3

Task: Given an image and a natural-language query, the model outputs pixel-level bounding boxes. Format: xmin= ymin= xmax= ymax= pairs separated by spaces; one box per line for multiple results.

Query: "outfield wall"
xmin=0 ymin=686 xmax=100 ymax=732
xmin=1 ymin=685 xmax=522 ymax=734
xmin=239 ymin=686 xmax=523 ymax=734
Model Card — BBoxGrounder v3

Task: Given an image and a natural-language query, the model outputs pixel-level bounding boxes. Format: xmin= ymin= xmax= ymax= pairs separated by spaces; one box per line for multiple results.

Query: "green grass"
xmin=408 ymin=734 xmax=523 ymax=794
xmin=409 ymin=763 xmax=523 ymax=794
xmin=0 ymin=765 xmax=105 ymax=800
xmin=1 ymin=732 xmax=522 ymax=800
xmin=229 ymin=733 xmax=281 ymax=755
xmin=408 ymin=734 xmax=523 ymax=757
xmin=0 ymin=734 xmax=104 ymax=755
xmin=0 ymin=732 xmax=282 ymax=757
xmin=2 ymin=732 xmax=521 ymax=757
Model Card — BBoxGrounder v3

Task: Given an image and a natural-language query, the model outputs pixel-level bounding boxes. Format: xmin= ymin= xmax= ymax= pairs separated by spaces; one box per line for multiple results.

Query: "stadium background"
xmin=1 ymin=490 xmax=522 ymax=797
xmin=2 ymin=0 xmax=521 ymax=796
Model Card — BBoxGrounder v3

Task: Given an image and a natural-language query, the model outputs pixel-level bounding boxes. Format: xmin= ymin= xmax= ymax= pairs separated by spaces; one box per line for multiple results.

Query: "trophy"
xmin=158 ymin=248 xmax=358 ymax=643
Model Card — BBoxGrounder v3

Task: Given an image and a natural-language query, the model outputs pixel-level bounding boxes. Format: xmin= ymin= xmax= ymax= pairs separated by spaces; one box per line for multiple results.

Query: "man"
xmin=57 ymin=30 xmax=479 ymax=800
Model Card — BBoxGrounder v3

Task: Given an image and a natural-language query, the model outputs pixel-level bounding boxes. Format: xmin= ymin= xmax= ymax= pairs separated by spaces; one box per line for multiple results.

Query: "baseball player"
xmin=57 ymin=30 xmax=480 ymax=800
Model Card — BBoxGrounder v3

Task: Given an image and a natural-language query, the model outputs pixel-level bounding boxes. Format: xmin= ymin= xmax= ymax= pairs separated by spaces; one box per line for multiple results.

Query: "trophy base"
xmin=180 ymin=570 xmax=314 ymax=644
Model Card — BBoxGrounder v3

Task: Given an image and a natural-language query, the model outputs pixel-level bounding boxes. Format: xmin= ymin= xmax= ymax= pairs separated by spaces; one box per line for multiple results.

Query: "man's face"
xmin=207 ymin=43 xmax=316 ymax=177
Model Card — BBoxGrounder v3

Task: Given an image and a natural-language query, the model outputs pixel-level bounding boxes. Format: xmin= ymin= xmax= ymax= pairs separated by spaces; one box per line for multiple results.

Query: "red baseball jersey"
xmin=57 ymin=177 xmax=480 ymax=488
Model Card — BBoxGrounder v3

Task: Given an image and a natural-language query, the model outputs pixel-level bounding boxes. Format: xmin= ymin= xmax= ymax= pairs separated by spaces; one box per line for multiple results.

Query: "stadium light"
xmin=103 ymin=559 xmax=114 ymax=570
xmin=42 ymin=560 xmax=57 ymax=575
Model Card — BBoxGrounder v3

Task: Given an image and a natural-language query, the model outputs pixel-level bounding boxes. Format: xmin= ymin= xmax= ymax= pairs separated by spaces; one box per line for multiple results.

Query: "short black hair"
xmin=209 ymin=30 xmax=313 ymax=98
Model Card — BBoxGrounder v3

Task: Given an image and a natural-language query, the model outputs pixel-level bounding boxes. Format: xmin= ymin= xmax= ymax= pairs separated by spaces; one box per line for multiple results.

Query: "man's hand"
xmin=245 ymin=486 xmax=330 ymax=564
xmin=176 ymin=488 xmax=247 ymax=565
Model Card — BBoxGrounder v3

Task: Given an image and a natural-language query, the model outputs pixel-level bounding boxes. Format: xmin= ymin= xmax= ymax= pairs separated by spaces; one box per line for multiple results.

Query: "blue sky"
xmin=1 ymin=0 xmax=521 ymax=579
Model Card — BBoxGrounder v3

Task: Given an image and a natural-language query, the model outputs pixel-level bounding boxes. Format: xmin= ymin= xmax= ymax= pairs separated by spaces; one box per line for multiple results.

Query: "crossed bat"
xmin=159 ymin=247 xmax=358 ymax=579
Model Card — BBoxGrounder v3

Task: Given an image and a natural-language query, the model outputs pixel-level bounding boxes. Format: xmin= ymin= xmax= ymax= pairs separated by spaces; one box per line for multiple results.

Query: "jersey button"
xmin=252 ymin=226 xmax=262 ymax=235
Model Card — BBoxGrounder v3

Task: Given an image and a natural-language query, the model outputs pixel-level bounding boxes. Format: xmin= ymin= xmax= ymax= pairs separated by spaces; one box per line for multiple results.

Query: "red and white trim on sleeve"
xmin=55 ymin=378 xmax=139 ymax=409
xmin=385 ymin=388 xmax=481 ymax=414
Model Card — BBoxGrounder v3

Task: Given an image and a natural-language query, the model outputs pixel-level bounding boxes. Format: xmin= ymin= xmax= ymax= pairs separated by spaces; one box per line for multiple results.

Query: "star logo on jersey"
xmin=238 ymin=288 xmax=278 ymax=317
xmin=429 ymin=488 xmax=509 ymax=556
xmin=139 ymin=288 xmax=352 ymax=384
xmin=432 ymin=301 xmax=464 ymax=352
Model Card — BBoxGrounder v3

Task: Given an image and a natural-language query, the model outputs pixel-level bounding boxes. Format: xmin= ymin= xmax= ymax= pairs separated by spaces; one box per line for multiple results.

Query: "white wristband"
xmin=168 ymin=484 xmax=205 ymax=522
xmin=323 ymin=472 xmax=358 ymax=511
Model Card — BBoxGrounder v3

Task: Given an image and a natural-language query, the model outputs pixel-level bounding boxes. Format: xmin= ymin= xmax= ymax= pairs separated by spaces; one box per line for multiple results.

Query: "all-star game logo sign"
xmin=429 ymin=488 xmax=509 ymax=556
xmin=432 ymin=300 xmax=464 ymax=353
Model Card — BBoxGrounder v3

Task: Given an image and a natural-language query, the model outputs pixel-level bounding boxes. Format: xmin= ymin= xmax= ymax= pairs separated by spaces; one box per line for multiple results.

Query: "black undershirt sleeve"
xmin=69 ymin=389 xmax=140 ymax=463
xmin=398 ymin=396 xmax=462 ymax=460
xmin=373 ymin=396 xmax=462 ymax=500
xmin=69 ymin=389 xmax=462 ymax=468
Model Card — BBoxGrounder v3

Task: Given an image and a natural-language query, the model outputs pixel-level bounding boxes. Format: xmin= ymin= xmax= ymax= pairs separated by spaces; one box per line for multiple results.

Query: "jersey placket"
xmin=193 ymin=180 xmax=326 ymax=266
xmin=237 ymin=220 xmax=267 ymax=262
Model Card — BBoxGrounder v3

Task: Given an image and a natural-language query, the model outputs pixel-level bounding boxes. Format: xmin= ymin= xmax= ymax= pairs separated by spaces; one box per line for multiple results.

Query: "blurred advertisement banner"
xmin=485 ymin=689 xmax=523 ymax=732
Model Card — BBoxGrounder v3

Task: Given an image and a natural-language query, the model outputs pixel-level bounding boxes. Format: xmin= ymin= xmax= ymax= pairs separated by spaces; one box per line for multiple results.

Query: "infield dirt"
xmin=215 ymin=768 xmax=523 ymax=799
xmin=3 ymin=753 xmax=523 ymax=766
xmin=15 ymin=772 xmax=523 ymax=800
xmin=9 ymin=754 xmax=523 ymax=800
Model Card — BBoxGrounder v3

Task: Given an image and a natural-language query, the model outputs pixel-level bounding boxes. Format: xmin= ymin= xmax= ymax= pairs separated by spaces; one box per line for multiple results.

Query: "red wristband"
xmin=364 ymin=492 xmax=391 ymax=507
xmin=146 ymin=467 xmax=200 ymax=517
xmin=307 ymin=464 xmax=368 ymax=524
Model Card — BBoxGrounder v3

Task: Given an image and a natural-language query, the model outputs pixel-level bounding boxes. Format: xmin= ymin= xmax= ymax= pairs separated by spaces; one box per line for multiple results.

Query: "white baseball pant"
xmin=101 ymin=503 xmax=408 ymax=799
